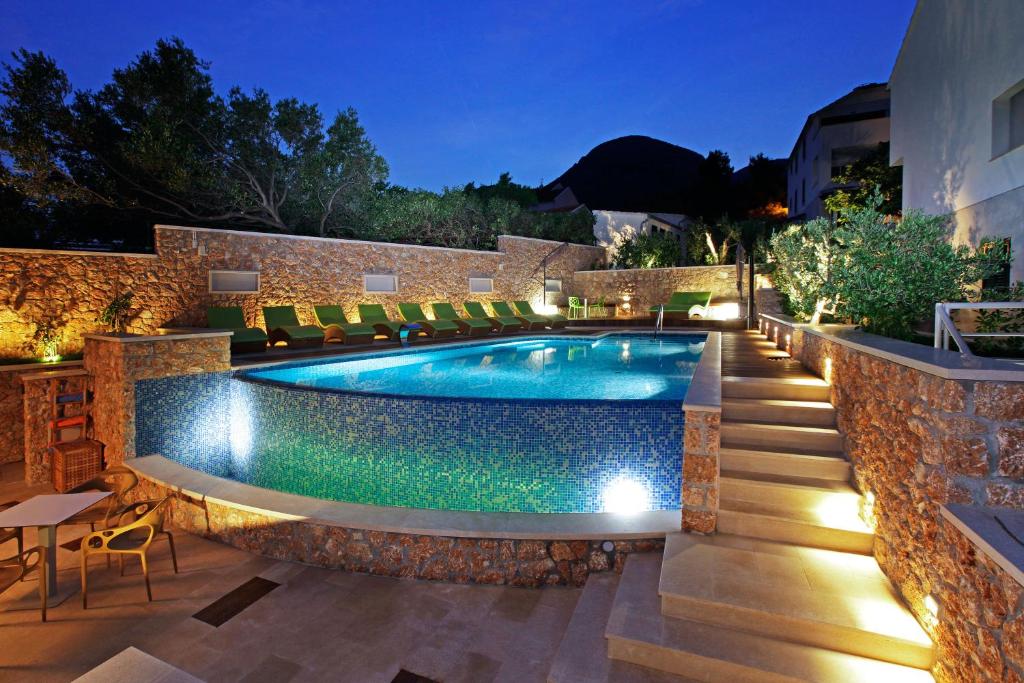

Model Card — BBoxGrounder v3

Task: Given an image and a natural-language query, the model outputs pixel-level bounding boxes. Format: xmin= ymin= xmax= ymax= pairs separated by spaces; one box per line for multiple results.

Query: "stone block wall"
xmin=681 ymin=409 xmax=721 ymax=533
xmin=762 ymin=315 xmax=1024 ymax=682
xmin=131 ymin=475 xmax=665 ymax=587
xmin=0 ymin=228 xmax=604 ymax=359
xmin=572 ymin=265 xmax=742 ymax=314
xmin=83 ymin=333 xmax=231 ymax=472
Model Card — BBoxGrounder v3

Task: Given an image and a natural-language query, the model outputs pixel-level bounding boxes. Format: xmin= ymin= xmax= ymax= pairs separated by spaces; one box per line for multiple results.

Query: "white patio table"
xmin=0 ymin=491 xmax=111 ymax=605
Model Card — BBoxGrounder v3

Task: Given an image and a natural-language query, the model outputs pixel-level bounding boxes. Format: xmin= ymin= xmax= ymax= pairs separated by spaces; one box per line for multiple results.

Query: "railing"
xmin=655 ymin=304 xmax=665 ymax=338
xmin=933 ymin=302 xmax=1024 ymax=356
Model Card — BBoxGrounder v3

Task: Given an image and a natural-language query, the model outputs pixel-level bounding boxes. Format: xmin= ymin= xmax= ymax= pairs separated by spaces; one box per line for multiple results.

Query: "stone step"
xmin=658 ymin=535 xmax=933 ymax=669
xmin=721 ymin=376 xmax=830 ymax=402
xmin=721 ymin=447 xmax=851 ymax=481
xmin=722 ymin=398 xmax=836 ymax=427
xmin=718 ymin=499 xmax=874 ymax=554
xmin=721 ymin=471 xmax=859 ymax=508
xmin=548 ymin=572 xmax=694 ymax=683
xmin=606 ymin=553 xmax=934 ymax=683
xmin=722 ymin=421 xmax=843 ymax=453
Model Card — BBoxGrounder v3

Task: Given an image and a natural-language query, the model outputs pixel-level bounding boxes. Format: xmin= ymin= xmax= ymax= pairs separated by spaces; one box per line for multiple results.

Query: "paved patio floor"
xmin=0 ymin=463 xmax=581 ymax=683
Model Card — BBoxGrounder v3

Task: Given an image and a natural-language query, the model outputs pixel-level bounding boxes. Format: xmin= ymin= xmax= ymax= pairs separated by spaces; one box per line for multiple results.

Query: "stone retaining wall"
xmin=762 ymin=315 xmax=1024 ymax=682
xmin=0 ymin=228 xmax=603 ymax=359
xmin=130 ymin=475 xmax=664 ymax=587
xmin=680 ymin=410 xmax=720 ymax=533
xmin=572 ymin=265 xmax=742 ymax=314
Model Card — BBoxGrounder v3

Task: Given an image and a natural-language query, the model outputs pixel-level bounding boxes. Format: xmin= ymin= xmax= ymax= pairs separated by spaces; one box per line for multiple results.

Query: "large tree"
xmin=0 ymin=38 xmax=387 ymax=239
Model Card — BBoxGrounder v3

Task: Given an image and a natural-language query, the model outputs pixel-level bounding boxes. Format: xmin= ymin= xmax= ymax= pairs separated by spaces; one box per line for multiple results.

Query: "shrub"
xmin=769 ymin=197 xmax=1008 ymax=339
xmin=613 ymin=232 xmax=681 ymax=269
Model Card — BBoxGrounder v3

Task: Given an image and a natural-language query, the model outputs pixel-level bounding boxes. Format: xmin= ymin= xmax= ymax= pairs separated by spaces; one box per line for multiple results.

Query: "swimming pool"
xmin=135 ymin=333 xmax=705 ymax=514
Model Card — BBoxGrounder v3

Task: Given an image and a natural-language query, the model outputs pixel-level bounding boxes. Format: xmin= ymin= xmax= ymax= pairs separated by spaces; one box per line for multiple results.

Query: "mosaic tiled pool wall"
xmin=135 ymin=373 xmax=684 ymax=514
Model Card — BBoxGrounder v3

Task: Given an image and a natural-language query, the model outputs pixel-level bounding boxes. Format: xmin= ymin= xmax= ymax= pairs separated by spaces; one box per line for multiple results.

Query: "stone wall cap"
xmin=0 ymin=246 xmax=157 ymax=258
xmin=760 ymin=312 xmax=1024 ymax=382
xmin=83 ymin=331 xmax=233 ymax=344
xmin=128 ymin=455 xmax=681 ymax=540
xmin=683 ymin=331 xmax=721 ymax=413
xmin=20 ymin=367 xmax=90 ymax=382
xmin=575 ymin=264 xmax=758 ymax=275
xmin=942 ymin=504 xmax=1024 ymax=587
xmin=0 ymin=359 xmax=84 ymax=375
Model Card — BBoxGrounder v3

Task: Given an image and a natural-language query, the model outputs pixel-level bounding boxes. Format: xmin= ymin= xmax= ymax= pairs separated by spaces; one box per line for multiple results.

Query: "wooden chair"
xmin=0 ymin=547 xmax=46 ymax=621
xmin=0 ymin=501 xmax=24 ymax=558
xmin=61 ymin=465 xmax=140 ymax=532
xmin=80 ymin=498 xmax=178 ymax=608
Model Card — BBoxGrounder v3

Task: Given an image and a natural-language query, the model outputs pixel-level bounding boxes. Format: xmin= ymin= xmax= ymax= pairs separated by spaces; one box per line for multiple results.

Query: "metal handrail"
xmin=655 ymin=304 xmax=665 ymax=338
xmin=933 ymin=301 xmax=1024 ymax=355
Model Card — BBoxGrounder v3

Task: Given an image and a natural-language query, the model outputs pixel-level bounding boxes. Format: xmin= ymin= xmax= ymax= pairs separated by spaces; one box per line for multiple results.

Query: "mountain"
xmin=537 ymin=136 xmax=704 ymax=213
xmin=535 ymin=136 xmax=788 ymax=219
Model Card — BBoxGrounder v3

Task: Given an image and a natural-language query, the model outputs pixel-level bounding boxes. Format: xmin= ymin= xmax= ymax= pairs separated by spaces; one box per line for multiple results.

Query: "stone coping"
xmin=573 ymin=264 xmax=742 ymax=274
xmin=682 ymin=331 xmax=721 ymax=413
xmin=0 ymin=246 xmax=158 ymax=258
xmin=129 ymin=455 xmax=682 ymax=540
xmin=82 ymin=331 xmax=233 ymax=344
xmin=20 ymin=367 xmax=89 ymax=383
xmin=941 ymin=504 xmax=1024 ymax=587
xmin=760 ymin=312 xmax=1024 ymax=381
xmin=0 ymin=359 xmax=83 ymax=374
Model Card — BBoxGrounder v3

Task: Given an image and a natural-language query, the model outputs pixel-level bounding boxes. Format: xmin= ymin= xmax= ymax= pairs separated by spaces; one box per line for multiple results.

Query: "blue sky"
xmin=3 ymin=0 xmax=916 ymax=191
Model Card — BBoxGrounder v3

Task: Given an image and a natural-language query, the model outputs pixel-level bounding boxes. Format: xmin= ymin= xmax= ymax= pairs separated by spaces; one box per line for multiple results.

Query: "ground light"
xmin=602 ymin=478 xmax=650 ymax=515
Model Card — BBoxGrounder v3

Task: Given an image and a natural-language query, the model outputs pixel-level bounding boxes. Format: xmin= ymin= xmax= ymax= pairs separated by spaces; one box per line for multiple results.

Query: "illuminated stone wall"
xmin=680 ymin=409 xmax=720 ymax=533
xmin=763 ymin=315 xmax=1024 ymax=682
xmin=572 ymin=265 xmax=753 ymax=314
xmin=0 ymin=228 xmax=604 ymax=359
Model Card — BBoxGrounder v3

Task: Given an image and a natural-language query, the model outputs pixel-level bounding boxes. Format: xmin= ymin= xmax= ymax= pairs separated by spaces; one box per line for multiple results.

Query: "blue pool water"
xmin=245 ymin=334 xmax=706 ymax=400
xmin=136 ymin=333 xmax=704 ymax=514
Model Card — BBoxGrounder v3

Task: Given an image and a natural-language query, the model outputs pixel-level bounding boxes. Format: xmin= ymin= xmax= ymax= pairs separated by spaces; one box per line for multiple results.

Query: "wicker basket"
xmin=50 ymin=440 xmax=104 ymax=492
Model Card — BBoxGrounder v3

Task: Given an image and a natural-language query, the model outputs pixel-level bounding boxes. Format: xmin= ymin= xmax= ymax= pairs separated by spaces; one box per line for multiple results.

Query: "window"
xmin=993 ymin=79 xmax=1024 ymax=157
xmin=468 ymin=277 xmax=493 ymax=293
xmin=801 ymin=179 xmax=806 ymax=206
xmin=363 ymin=274 xmax=398 ymax=293
xmin=209 ymin=270 xmax=259 ymax=294
xmin=544 ymin=278 xmax=562 ymax=293
xmin=981 ymin=239 xmax=1012 ymax=292
xmin=830 ymin=145 xmax=874 ymax=180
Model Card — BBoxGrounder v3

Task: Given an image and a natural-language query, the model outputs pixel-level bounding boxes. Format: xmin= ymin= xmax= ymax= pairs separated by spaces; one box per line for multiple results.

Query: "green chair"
xmin=262 ymin=306 xmax=325 ymax=348
xmin=649 ymin=291 xmax=713 ymax=317
xmin=358 ymin=304 xmax=418 ymax=341
xmin=398 ymin=303 xmax=460 ymax=339
xmin=588 ymin=296 xmax=606 ymax=319
xmin=313 ymin=305 xmax=377 ymax=345
xmin=463 ymin=301 xmax=523 ymax=334
xmin=513 ymin=301 xmax=568 ymax=329
xmin=567 ymin=297 xmax=586 ymax=320
xmin=206 ymin=306 xmax=268 ymax=354
xmin=491 ymin=301 xmax=548 ymax=331
xmin=431 ymin=303 xmax=493 ymax=337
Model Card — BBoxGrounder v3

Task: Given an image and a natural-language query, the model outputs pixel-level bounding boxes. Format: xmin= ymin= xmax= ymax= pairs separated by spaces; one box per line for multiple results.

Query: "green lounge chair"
xmin=513 ymin=301 xmax=568 ymax=329
xmin=463 ymin=301 xmax=522 ymax=334
xmin=206 ymin=306 xmax=268 ymax=354
xmin=649 ymin=291 xmax=713 ymax=317
xmin=357 ymin=304 xmax=419 ymax=341
xmin=262 ymin=305 xmax=325 ymax=349
xmin=430 ymin=303 xmax=493 ymax=337
xmin=398 ymin=303 xmax=460 ymax=339
xmin=491 ymin=301 xmax=548 ymax=331
xmin=313 ymin=305 xmax=377 ymax=345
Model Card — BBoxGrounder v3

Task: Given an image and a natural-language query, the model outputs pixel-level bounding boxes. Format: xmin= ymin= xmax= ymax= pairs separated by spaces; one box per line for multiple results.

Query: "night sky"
xmin=3 ymin=0 xmax=916 ymax=191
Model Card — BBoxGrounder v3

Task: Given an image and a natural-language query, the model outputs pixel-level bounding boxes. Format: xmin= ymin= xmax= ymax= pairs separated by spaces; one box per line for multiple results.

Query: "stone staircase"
xmin=548 ymin=330 xmax=934 ymax=683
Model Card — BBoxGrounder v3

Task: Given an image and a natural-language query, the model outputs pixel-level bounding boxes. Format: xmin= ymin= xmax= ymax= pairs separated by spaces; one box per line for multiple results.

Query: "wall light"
xmin=824 ymin=357 xmax=833 ymax=384
xmin=924 ymin=594 xmax=939 ymax=620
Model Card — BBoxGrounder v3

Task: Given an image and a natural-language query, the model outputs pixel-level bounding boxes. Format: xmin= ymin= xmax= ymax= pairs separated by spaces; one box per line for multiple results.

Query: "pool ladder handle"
xmin=654 ymin=304 xmax=664 ymax=338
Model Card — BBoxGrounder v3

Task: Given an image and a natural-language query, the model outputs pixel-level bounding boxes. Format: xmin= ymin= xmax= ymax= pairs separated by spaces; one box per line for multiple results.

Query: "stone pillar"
xmin=83 ymin=332 xmax=232 ymax=467
xmin=681 ymin=408 xmax=721 ymax=533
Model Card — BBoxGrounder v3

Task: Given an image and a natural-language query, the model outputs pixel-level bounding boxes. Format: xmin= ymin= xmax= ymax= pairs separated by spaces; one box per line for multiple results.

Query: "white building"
xmin=889 ymin=0 xmax=1024 ymax=284
xmin=592 ymin=211 xmax=692 ymax=265
xmin=787 ymin=83 xmax=891 ymax=220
